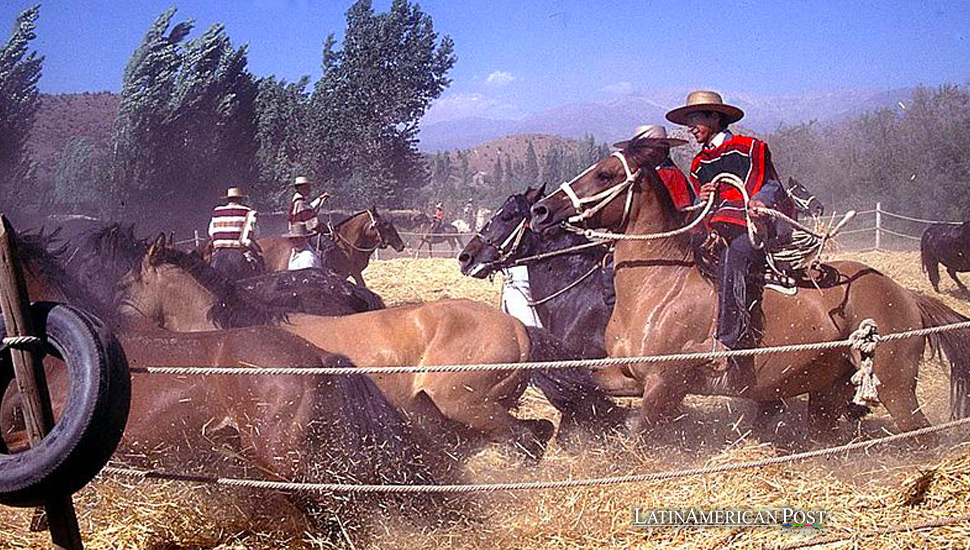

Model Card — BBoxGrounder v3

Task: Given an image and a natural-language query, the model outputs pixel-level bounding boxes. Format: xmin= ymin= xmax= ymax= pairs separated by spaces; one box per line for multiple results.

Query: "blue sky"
xmin=2 ymin=0 xmax=969 ymax=123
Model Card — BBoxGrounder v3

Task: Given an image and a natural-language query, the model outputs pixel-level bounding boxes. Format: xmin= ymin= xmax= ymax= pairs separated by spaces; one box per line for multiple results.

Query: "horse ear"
xmin=147 ymin=233 xmax=166 ymax=265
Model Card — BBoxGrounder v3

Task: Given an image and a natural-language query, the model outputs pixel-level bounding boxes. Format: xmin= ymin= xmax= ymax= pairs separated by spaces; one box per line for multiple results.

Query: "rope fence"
xmin=100 ymin=416 xmax=970 ymax=494
xmin=126 ymin=318 xmax=970 ymax=376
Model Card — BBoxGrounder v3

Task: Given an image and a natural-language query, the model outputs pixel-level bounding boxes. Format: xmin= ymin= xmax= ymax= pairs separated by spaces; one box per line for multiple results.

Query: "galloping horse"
xmin=412 ymin=215 xmax=466 ymax=258
xmin=458 ymin=186 xmax=616 ymax=364
xmin=530 ymin=146 xmax=970 ymax=438
xmin=259 ymin=207 xmax=405 ymax=287
xmin=81 ymin=231 xmax=623 ymax=458
xmin=921 ymin=222 xmax=970 ymax=296
xmin=4 ymin=230 xmax=442 ymax=524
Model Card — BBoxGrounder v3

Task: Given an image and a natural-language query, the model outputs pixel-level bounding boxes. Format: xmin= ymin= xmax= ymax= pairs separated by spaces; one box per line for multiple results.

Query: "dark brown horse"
xmin=921 ymin=222 xmax=970 ymax=295
xmin=530 ymin=147 xmax=970 ymax=438
xmin=259 ymin=207 xmax=405 ymax=286
xmin=76 ymin=231 xmax=624 ymax=458
xmin=3 ymin=230 xmax=443 ymax=525
xmin=412 ymin=216 xmax=466 ymax=258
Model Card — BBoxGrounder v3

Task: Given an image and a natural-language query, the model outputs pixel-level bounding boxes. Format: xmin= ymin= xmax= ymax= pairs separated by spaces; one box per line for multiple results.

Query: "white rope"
xmin=879 ymin=228 xmax=924 ymax=241
xmin=126 ymin=319 xmax=970 ymax=376
xmin=879 ymin=210 xmax=964 ymax=225
xmin=1 ymin=335 xmax=44 ymax=351
xmin=98 ymin=415 xmax=970 ymax=494
xmin=581 ymin=191 xmax=715 ymax=242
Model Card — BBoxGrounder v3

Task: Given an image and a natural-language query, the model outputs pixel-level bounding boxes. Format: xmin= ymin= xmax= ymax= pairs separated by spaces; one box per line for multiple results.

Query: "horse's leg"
xmin=947 ymin=267 xmax=968 ymax=295
xmin=807 ymin=375 xmax=855 ymax=442
xmin=636 ymin=369 xmax=690 ymax=435
xmin=353 ymin=271 xmax=367 ymax=288
xmin=872 ymin=339 xmax=932 ymax=433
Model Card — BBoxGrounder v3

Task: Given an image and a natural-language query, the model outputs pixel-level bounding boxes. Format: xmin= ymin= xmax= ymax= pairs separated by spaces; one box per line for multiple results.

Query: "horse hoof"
xmin=514 ymin=419 xmax=554 ymax=461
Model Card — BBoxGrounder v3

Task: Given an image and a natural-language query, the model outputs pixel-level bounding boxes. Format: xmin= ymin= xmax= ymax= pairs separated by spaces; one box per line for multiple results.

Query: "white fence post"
xmin=193 ymin=229 xmax=201 ymax=249
xmin=874 ymin=202 xmax=882 ymax=251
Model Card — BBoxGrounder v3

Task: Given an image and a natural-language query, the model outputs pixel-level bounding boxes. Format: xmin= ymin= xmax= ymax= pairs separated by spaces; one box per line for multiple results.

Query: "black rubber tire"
xmin=0 ymin=302 xmax=130 ymax=507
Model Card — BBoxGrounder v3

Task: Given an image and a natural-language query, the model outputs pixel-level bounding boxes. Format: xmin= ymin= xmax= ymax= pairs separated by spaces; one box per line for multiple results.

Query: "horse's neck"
xmin=523 ymin=230 xmax=601 ymax=294
xmin=337 ymin=214 xmax=378 ymax=251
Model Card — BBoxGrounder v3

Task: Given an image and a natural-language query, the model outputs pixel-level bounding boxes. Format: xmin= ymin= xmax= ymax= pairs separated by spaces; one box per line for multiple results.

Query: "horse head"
xmin=368 ymin=206 xmax=406 ymax=252
xmin=530 ymin=146 xmax=670 ymax=234
xmin=458 ymin=185 xmax=545 ymax=278
xmin=787 ymin=177 xmax=824 ymax=218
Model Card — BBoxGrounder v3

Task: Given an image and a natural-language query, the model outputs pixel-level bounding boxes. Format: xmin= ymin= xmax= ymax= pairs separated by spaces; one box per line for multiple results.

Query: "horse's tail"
xmin=524 ymin=326 xmax=625 ymax=432
xmin=913 ymin=292 xmax=970 ymax=419
xmin=313 ymin=357 xmax=440 ymax=486
xmin=920 ymin=230 xmax=941 ymax=291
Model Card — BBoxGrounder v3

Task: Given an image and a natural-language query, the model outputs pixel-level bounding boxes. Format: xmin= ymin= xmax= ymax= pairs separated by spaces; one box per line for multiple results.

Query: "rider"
xmin=283 ymin=223 xmax=322 ymax=270
xmin=666 ymin=90 xmax=787 ymax=393
xmin=431 ymin=201 xmax=445 ymax=231
xmin=208 ymin=186 xmax=260 ymax=280
xmin=289 ymin=175 xmax=330 ymax=233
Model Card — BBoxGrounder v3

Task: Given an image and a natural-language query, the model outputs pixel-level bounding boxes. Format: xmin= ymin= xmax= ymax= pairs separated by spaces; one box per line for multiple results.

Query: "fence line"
xmin=100 ymin=415 xmax=970 ymax=494
xmin=126 ymin=318 xmax=970 ymax=376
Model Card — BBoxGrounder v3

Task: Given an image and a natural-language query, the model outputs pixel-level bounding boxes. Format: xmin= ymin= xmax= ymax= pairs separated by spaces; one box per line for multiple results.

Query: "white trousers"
xmin=501 ymin=265 xmax=544 ymax=328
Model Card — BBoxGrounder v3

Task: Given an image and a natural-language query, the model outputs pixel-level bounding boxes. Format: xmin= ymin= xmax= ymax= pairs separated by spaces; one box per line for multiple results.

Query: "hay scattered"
xmin=3 ymin=251 xmax=969 ymax=549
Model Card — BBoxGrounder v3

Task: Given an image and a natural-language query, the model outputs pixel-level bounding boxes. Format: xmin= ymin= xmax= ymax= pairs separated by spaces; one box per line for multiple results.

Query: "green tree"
xmin=0 ymin=5 xmax=43 ymax=214
xmin=523 ymin=141 xmax=539 ymax=185
xmin=110 ymin=8 xmax=258 ymax=232
xmin=306 ymin=0 xmax=455 ymax=208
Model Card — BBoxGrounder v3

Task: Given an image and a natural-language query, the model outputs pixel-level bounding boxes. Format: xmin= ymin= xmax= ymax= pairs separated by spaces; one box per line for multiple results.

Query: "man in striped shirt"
xmin=288 ymin=175 xmax=329 ymax=233
xmin=207 ymin=186 xmax=261 ymax=280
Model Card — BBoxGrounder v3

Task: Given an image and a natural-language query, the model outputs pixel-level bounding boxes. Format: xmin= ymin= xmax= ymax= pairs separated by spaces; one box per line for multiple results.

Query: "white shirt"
xmin=706 ymin=129 xmax=734 ymax=149
xmin=500 ymin=265 xmax=544 ymax=328
xmin=288 ymin=247 xmax=322 ymax=270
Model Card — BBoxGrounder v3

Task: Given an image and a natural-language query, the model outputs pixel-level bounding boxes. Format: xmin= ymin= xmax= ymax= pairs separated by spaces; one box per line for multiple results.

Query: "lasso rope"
xmin=99 ymin=415 xmax=970 ymax=494
xmin=126 ymin=318 xmax=970 ymax=376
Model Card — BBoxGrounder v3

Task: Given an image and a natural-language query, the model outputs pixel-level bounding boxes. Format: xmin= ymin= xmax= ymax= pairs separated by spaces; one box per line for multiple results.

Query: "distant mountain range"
xmin=417 ymin=87 xmax=916 ymax=152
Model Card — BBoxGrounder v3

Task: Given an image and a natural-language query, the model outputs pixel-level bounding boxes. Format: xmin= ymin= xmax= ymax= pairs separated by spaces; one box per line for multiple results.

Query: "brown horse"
xmin=412 ymin=218 xmax=466 ymax=258
xmin=84 ymin=232 xmax=624 ymax=458
xmin=4 ymin=230 xmax=442 ymax=525
xmin=530 ymin=147 xmax=970 ymax=438
xmin=259 ymin=207 xmax=405 ymax=286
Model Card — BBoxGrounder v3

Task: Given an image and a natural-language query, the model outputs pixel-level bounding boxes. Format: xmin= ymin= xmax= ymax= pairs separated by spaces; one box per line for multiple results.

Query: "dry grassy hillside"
xmin=2 ymin=250 xmax=969 ymax=550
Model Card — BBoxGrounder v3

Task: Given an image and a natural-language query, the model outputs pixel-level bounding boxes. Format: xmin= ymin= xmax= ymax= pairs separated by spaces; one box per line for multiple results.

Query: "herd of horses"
xmin=3 ymin=147 xmax=970 ymax=530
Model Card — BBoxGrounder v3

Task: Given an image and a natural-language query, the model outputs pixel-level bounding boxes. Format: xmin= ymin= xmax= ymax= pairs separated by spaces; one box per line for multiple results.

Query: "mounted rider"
xmin=666 ymin=90 xmax=788 ymax=393
xmin=431 ymin=201 xmax=445 ymax=231
xmin=208 ymin=186 xmax=261 ymax=280
xmin=289 ymin=175 xmax=330 ymax=233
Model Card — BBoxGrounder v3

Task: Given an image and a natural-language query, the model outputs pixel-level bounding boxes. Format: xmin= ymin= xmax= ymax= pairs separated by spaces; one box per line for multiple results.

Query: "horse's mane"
xmin=14 ymin=227 xmax=119 ymax=325
xmin=149 ymin=245 xmax=290 ymax=329
xmin=333 ymin=209 xmax=370 ymax=231
xmin=636 ymin=161 xmax=687 ymax=230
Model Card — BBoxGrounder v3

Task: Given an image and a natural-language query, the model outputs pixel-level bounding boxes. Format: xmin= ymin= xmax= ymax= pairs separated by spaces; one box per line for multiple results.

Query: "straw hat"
xmin=223 ymin=187 xmax=248 ymax=200
xmin=612 ymin=124 xmax=687 ymax=149
xmin=665 ymin=90 xmax=745 ymax=126
xmin=292 ymin=176 xmax=312 ymax=187
xmin=282 ymin=224 xmax=317 ymax=239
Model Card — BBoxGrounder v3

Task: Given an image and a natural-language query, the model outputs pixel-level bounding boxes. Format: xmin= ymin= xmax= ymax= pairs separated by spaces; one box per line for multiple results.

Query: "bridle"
xmin=558 ymin=150 xmax=641 ymax=232
xmin=333 ymin=210 xmax=387 ymax=253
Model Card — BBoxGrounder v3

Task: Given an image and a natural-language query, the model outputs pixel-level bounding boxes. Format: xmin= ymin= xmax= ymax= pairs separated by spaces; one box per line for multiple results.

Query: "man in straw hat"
xmin=288 ymin=175 xmax=330 ymax=234
xmin=666 ymin=90 xmax=790 ymax=393
xmin=207 ymin=186 xmax=261 ymax=280
xmin=283 ymin=223 xmax=323 ymax=270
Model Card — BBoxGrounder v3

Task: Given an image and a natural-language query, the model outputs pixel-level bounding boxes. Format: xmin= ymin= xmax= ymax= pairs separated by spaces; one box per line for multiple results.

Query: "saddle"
xmin=694 ymin=226 xmax=838 ymax=295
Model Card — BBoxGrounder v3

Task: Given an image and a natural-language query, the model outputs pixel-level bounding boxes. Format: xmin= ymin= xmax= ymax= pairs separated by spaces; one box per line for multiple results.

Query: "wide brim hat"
xmin=612 ymin=124 xmax=687 ymax=149
xmin=282 ymin=224 xmax=317 ymax=239
xmin=223 ymin=187 xmax=248 ymax=200
xmin=292 ymin=176 xmax=313 ymax=186
xmin=665 ymin=90 xmax=745 ymax=126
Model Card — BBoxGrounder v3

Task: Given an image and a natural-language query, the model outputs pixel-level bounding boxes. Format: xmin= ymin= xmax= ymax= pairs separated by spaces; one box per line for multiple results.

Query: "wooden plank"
xmin=0 ymin=215 xmax=84 ymax=550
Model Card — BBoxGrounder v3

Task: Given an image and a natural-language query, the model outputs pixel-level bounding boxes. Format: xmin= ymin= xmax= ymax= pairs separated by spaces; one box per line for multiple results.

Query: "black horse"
xmin=458 ymin=185 xmax=613 ymax=361
xmin=921 ymin=222 xmax=970 ymax=295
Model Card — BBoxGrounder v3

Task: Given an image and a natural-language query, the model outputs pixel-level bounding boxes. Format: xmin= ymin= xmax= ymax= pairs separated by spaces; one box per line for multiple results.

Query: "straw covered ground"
xmin=2 ymin=250 xmax=970 ymax=549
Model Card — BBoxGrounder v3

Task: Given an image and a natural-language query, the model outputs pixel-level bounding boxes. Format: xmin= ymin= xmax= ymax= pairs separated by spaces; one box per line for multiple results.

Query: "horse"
xmin=529 ymin=146 xmax=970 ymax=439
xmin=76 ymin=230 xmax=625 ymax=458
xmin=258 ymin=207 xmax=405 ymax=287
xmin=412 ymin=215 xmax=466 ymax=258
xmin=921 ymin=222 xmax=970 ymax=296
xmin=785 ymin=176 xmax=824 ymax=219
xmin=3 ymin=229 xmax=444 ymax=527
xmin=458 ymin=186 xmax=616 ymax=365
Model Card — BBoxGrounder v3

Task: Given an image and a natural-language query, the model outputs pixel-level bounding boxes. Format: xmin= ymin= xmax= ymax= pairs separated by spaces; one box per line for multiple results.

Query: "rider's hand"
xmin=748 ymin=199 xmax=767 ymax=219
xmin=319 ymin=193 xmax=330 ymax=202
xmin=699 ymin=182 xmax=717 ymax=201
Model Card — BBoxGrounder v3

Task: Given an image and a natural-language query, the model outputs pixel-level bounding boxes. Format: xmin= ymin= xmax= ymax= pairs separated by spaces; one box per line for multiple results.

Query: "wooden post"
xmin=874 ymin=202 xmax=882 ymax=251
xmin=0 ymin=215 xmax=85 ymax=550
